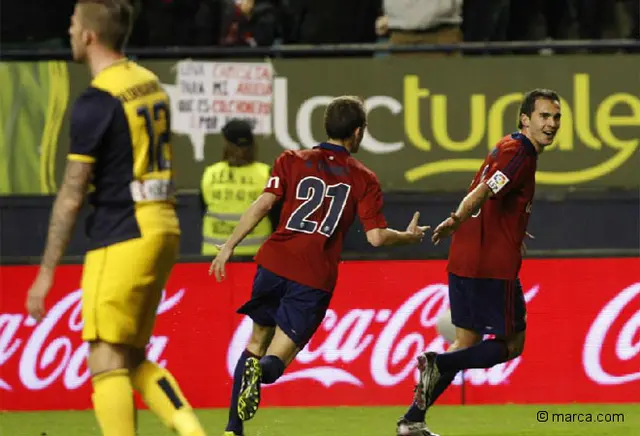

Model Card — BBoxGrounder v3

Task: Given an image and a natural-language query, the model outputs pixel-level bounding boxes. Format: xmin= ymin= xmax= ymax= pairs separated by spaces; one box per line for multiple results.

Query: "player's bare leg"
xmin=226 ymin=323 xmax=275 ymax=435
xmin=237 ymin=326 xmax=298 ymax=421
xmin=87 ymin=341 xmax=136 ymax=436
xmin=398 ymin=328 xmax=481 ymax=436
xmin=246 ymin=323 xmax=276 ymax=356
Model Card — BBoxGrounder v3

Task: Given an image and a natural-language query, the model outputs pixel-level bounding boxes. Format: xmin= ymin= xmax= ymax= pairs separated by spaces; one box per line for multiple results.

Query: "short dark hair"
xmin=78 ymin=0 xmax=134 ymax=51
xmin=324 ymin=96 xmax=367 ymax=140
xmin=222 ymin=141 xmax=256 ymax=167
xmin=518 ymin=89 xmax=560 ymax=129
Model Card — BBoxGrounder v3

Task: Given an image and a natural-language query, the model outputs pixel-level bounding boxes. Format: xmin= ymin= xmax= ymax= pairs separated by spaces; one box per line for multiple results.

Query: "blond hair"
xmin=77 ymin=0 xmax=134 ymax=51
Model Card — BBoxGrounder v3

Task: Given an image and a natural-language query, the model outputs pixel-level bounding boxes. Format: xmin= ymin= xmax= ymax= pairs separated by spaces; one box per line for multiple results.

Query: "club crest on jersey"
xmin=486 ymin=170 xmax=509 ymax=194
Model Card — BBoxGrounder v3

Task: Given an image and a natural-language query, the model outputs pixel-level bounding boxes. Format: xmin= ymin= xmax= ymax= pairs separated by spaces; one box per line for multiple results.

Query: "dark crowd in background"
xmin=2 ymin=0 xmax=639 ymax=51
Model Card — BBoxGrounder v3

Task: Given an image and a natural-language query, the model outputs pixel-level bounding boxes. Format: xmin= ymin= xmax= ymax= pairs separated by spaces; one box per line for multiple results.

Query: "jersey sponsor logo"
xmin=130 ymin=179 xmax=174 ymax=202
xmin=266 ymin=176 xmax=280 ymax=189
xmin=486 ymin=170 xmax=510 ymax=194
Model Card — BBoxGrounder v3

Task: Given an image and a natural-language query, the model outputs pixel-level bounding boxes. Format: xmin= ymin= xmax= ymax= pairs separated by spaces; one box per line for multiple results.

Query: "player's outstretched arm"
xmin=209 ymin=192 xmax=278 ymax=281
xmin=366 ymin=211 xmax=429 ymax=247
xmin=452 ymin=182 xmax=492 ymax=223
xmin=432 ymin=182 xmax=492 ymax=245
xmin=26 ymin=160 xmax=93 ymax=321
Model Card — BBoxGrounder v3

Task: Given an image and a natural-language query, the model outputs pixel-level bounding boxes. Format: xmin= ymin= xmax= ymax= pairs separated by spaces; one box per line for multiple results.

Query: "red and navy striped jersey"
xmin=256 ymin=143 xmax=387 ymax=291
xmin=448 ymin=133 xmax=538 ymax=280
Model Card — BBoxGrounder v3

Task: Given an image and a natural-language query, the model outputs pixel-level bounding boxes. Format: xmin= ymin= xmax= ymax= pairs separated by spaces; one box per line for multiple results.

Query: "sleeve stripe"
xmin=502 ymin=147 xmax=526 ymax=178
xmin=68 ymin=153 xmax=96 ymax=163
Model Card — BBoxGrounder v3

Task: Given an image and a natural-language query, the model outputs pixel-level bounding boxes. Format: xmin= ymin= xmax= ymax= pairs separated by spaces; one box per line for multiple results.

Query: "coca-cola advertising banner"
xmin=1 ymin=258 xmax=639 ymax=411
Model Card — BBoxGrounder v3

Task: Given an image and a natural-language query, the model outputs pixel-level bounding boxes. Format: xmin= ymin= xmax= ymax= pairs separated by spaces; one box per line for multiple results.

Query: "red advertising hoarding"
xmin=1 ymin=258 xmax=638 ymax=411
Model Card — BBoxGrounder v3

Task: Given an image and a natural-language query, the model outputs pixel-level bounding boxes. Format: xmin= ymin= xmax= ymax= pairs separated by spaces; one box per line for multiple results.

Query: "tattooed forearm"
xmin=40 ymin=161 xmax=93 ymax=271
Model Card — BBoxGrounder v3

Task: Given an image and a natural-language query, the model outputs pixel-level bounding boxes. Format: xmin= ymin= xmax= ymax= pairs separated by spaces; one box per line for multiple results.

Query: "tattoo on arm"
xmin=41 ymin=161 xmax=93 ymax=271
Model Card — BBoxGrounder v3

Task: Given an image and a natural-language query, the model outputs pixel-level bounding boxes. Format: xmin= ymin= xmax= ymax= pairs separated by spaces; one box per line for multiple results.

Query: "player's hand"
xmin=25 ymin=270 xmax=53 ymax=322
xmin=406 ymin=211 xmax=430 ymax=243
xmin=521 ymin=231 xmax=535 ymax=256
xmin=209 ymin=244 xmax=233 ymax=282
xmin=431 ymin=212 xmax=461 ymax=246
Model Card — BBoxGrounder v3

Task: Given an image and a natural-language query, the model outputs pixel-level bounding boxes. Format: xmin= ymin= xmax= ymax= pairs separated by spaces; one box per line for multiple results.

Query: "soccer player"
xmin=210 ymin=96 xmax=429 ymax=436
xmin=25 ymin=2 xmax=206 ymax=435
xmin=397 ymin=89 xmax=562 ymax=436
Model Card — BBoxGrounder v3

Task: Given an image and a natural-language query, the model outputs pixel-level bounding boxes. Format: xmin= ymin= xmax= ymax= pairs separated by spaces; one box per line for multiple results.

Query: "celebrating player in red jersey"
xmin=397 ymin=89 xmax=562 ymax=436
xmin=210 ymin=96 xmax=429 ymax=436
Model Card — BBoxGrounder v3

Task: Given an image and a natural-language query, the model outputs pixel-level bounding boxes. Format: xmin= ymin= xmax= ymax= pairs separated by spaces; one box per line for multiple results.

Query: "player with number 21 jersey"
xmin=210 ymin=96 xmax=428 ymax=436
xmin=256 ymin=144 xmax=387 ymax=292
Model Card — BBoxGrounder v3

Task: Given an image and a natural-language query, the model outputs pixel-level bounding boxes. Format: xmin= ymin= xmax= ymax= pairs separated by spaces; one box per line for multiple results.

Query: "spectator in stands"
xmin=1 ymin=0 xmax=75 ymax=48
xmin=285 ymin=0 xmax=381 ymax=45
xmin=378 ymin=0 xmax=462 ymax=54
xmin=627 ymin=0 xmax=640 ymax=44
xmin=507 ymin=0 xmax=574 ymax=44
xmin=143 ymin=0 xmax=200 ymax=46
xmin=462 ymin=0 xmax=510 ymax=43
xmin=195 ymin=0 xmax=280 ymax=47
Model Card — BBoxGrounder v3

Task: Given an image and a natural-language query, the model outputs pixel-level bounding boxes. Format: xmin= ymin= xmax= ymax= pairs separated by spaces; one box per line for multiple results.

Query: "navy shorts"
xmin=237 ymin=266 xmax=332 ymax=348
xmin=448 ymin=272 xmax=526 ymax=336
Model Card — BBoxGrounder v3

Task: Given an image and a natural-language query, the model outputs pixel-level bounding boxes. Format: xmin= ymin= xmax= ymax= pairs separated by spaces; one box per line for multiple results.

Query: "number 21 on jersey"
xmin=285 ymin=176 xmax=351 ymax=237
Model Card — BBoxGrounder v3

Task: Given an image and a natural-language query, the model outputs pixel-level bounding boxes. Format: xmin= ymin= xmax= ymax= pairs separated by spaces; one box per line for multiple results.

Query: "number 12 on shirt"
xmin=286 ymin=176 xmax=351 ymax=237
xmin=137 ymin=101 xmax=171 ymax=173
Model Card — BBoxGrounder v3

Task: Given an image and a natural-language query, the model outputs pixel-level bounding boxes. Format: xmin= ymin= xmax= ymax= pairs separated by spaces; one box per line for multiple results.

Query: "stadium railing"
xmin=1 ymin=39 xmax=639 ymax=61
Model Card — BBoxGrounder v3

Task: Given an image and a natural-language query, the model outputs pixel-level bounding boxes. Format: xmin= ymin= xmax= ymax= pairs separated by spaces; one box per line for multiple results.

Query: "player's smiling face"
xmin=521 ymin=98 xmax=562 ymax=150
xmin=69 ymin=5 xmax=89 ymax=62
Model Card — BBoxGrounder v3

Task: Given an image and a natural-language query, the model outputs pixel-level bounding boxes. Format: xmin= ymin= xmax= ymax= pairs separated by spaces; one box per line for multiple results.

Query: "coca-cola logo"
xmin=227 ymin=283 xmax=540 ymax=388
xmin=0 ymin=288 xmax=186 ymax=391
xmin=583 ymin=282 xmax=640 ymax=385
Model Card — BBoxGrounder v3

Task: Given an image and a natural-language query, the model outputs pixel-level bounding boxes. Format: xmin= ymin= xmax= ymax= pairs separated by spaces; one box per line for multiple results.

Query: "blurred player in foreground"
xmin=210 ymin=96 xmax=429 ymax=436
xmin=25 ymin=1 xmax=206 ymax=435
xmin=398 ymin=89 xmax=562 ymax=436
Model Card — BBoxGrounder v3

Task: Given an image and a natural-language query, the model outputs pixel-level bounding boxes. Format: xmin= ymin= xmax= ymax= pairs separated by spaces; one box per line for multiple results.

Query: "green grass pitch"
xmin=1 ymin=404 xmax=638 ymax=436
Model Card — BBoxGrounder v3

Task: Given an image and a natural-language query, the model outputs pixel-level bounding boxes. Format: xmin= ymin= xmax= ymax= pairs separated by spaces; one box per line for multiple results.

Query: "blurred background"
xmin=0 ymin=1 xmax=639 ymax=431
xmin=1 ymin=0 xmax=639 ymax=261
xmin=1 ymin=0 xmax=639 ymax=50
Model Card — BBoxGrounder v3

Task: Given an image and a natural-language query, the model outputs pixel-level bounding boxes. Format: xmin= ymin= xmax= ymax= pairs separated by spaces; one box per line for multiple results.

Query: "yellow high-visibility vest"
xmin=200 ymin=161 xmax=272 ymax=256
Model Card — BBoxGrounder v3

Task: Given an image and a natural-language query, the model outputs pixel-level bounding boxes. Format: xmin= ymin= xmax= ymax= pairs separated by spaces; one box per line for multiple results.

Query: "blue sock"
xmin=404 ymin=402 xmax=426 ymax=423
xmin=226 ymin=349 xmax=257 ymax=434
xmin=260 ymin=355 xmax=285 ymax=384
xmin=404 ymin=371 xmax=457 ymax=422
xmin=429 ymin=370 xmax=457 ymax=406
xmin=436 ymin=339 xmax=508 ymax=373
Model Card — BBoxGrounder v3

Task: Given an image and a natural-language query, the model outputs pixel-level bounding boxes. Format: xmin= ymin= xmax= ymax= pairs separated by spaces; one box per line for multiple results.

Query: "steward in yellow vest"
xmin=200 ymin=119 xmax=275 ymax=256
